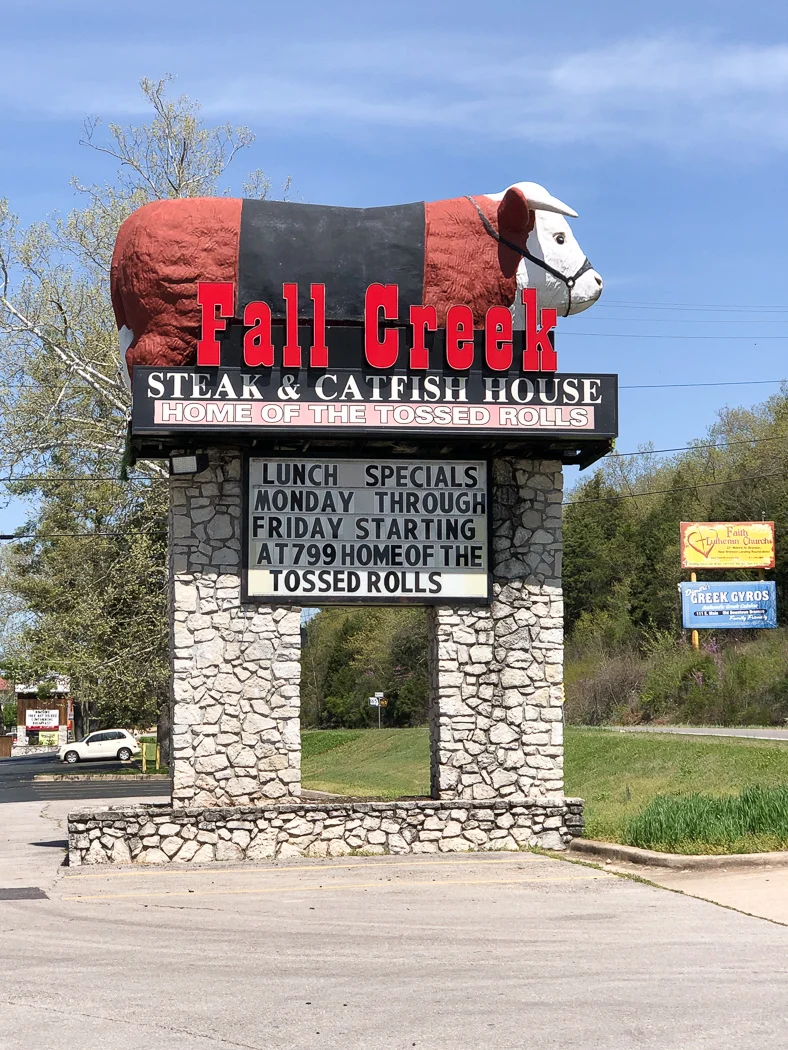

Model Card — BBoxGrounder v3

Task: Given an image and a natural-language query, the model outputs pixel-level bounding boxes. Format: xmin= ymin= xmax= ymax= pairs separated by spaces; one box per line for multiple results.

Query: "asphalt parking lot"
xmin=0 ymin=753 xmax=168 ymax=803
xmin=1 ymin=795 xmax=787 ymax=1050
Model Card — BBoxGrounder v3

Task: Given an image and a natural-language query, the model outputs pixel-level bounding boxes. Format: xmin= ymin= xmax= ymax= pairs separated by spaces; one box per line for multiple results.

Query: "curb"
xmin=33 ymin=773 xmax=169 ymax=782
xmin=569 ymin=838 xmax=788 ymax=871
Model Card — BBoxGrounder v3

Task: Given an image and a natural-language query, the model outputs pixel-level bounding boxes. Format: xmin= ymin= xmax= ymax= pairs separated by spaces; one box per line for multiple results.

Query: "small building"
xmin=15 ymin=676 xmax=72 ymax=748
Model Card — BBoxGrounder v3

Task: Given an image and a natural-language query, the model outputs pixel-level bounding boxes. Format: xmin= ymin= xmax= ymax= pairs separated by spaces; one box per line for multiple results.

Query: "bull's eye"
xmin=554 ymin=233 xmax=566 ymax=245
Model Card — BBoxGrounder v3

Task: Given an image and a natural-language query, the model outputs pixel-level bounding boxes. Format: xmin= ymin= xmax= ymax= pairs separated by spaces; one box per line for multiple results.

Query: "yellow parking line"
xmin=64 ymin=855 xmax=549 ymax=881
xmin=62 ymin=873 xmax=607 ymax=901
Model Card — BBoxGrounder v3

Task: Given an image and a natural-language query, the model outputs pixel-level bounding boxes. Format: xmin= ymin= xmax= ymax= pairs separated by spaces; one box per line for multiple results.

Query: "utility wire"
xmin=584 ymin=316 xmax=788 ymax=324
xmin=0 ymin=391 xmax=783 ymax=488
xmin=620 ymin=379 xmax=785 ymax=389
xmin=0 ymin=531 xmax=160 ymax=540
xmin=1 ymin=470 xmax=784 ymax=532
xmin=603 ymin=300 xmax=788 ymax=312
xmin=0 ymin=476 xmax=152 ymax=484
xmin=563 ymin=332 xmax=788 ymax=340
xmin=613 ymin=436 xmax=786 ymax=458
xmin=563 ymin=471 xmax=787 ymax=507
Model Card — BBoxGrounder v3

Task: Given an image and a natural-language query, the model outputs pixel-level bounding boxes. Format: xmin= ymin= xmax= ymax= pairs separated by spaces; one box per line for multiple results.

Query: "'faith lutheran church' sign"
xmin=115 ymin=183 xmax=617 ymax=602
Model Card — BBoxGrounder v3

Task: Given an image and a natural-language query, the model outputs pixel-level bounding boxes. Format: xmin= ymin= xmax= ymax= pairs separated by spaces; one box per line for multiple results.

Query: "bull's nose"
xmin=594 ymin=274 xmax=603 ymax=288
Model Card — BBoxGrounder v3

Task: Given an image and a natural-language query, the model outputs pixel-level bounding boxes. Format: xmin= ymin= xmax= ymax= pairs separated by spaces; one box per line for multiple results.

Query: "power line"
xmin=563 ymin=471 xmax=786 ymax=507
xmin=604 ymin=300 xmax=788 ymax=312
xmin=620 ymin=379 xmax=785 ymax=390
xmin=3 ymin=471 xmax=784 ymax=529
xmin=585 ymin=316 xmax=788 ymax=324
xmin=613 ymin=436 xmax=785 ymax=458
xmin=0 ymin=531 xmax=159 ymax=540
xmin=0 ymin=476 xmax=152 ymax=484
xmin=563 ymin=332 xmax=788 ymax=340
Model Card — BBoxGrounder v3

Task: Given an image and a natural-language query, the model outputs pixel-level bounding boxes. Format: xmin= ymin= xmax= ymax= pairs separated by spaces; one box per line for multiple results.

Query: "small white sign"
xmin=368 ymin=697 xmax=380 ymax=707
xmin=25 ymin=709 xmax=59 ymax=730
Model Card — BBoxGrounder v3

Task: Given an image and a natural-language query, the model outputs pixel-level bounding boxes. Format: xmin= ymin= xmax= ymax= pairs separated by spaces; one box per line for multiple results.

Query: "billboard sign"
xmin=131 ymin=367 xmax=617 ymax=444
xmin=25 ymin=709 xmax=59 ymax=730
xmin=680 ymin=581 xmax=777 ymax=629
xmin=244 ymin=457 xmax=489 ymax=604
xmin=121 ymin=191 xmax=615 ymax=463
xmin=680 ymin=521 xmax=775 ymax=569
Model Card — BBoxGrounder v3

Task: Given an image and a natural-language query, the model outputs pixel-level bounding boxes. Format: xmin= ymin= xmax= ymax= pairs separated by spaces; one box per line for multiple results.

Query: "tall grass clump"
xmin=624 ymin=785 xmax=788 ymax=854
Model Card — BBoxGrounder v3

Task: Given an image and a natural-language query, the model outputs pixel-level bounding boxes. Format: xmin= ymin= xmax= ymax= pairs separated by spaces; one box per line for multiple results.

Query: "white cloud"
xmin=1 ymin=34 xmax=788 ymax=153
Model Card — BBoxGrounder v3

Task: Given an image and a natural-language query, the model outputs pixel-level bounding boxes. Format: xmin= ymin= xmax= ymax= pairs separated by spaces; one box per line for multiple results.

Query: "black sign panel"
xmin=238 ymin=201 xmax=425 ymax=322
xmin=133 ymin=365 xmax=616 ymax=444
xmin=243 ymin=456 xmax=491 ymax=605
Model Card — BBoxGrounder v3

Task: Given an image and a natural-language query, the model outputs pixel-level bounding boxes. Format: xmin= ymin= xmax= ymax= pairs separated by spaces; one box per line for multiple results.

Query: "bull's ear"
xmin=497 ymin=187 xmax=535 ymax=246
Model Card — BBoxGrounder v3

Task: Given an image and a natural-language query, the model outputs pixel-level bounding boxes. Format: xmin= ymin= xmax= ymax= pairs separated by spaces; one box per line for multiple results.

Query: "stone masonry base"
xmin=67 ymin=797 xmax=584 ymax=865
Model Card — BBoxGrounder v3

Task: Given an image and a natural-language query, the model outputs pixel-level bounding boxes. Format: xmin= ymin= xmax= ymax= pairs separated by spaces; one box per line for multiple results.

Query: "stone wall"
xmin=67 ymin=797 xmax=584 ymax=865
xmin=170 ymin=450 xmax=302 ymax=808
xmin=14 ymin=727 xmax=66 ymax=747
xmin=65 ymin=449 xmax=581 ymax=868
xmin=169 ymin=452 xmax=565 ymax=809
xmin=429 ymin=459 xmax=564 ymax=801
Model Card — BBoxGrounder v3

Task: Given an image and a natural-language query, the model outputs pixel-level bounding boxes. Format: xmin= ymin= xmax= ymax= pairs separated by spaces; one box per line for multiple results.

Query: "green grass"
xmin=301 ymin=728 xmax=430 ymax=799
xmin=565 ymin=728 xmax=788 ymax=848
xmin=301 ymin=726 xmax=788 ymax=853
xmin=301 ymin=729 xmax=362 ymax=761
xmin=624 ymin=786 xmax=788 ymax=855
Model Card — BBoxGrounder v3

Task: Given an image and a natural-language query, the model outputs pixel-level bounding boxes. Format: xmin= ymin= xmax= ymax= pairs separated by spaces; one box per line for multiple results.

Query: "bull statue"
xmin=111 ymin=182 xmax=603 ymax=377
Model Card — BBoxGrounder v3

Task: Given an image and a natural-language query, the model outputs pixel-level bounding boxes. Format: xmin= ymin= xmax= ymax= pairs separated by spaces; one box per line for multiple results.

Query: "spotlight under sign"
xmin=243 ymin=457 xmax=490 ymax=604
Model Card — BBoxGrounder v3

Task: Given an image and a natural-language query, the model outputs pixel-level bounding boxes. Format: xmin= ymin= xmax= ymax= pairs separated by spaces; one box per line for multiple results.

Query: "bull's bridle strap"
xmin=464 ymin=195 xmax=593 ymax=317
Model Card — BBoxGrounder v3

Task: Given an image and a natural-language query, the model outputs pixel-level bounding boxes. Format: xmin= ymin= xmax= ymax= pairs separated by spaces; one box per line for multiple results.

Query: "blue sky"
xmin=2 ymin=0 xmax=788 ymax=524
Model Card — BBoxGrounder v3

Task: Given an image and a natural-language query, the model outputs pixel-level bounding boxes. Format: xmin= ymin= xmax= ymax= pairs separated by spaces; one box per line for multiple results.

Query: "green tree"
xmin=2 ymin=702 xmax=15 ymax=732
xmin=0 ymin=76 xmax=286 ymax=731
xmin=564 ymin=385 xmax=788 ymax=647
xmin=302 ymin=607 xmax=429 ymax=728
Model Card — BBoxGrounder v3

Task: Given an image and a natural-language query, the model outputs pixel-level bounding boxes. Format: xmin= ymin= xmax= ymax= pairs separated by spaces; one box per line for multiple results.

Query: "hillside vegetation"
xmin=303 ymin=390 xmax=788 ymax=728
xmin=301 ymin=727 xmax=788 ymax=853
xmin=562 ymin=388 xmax=788 ymax=725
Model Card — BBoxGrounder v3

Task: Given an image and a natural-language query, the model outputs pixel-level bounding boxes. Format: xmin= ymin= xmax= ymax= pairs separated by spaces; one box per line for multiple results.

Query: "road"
xmin=1 ymin=795 xmax=787 ymax=1049
xmin=0 ymin=752 xmax=170 ymax=803
xmin=611 ymin=725 xmax=788 ymax=741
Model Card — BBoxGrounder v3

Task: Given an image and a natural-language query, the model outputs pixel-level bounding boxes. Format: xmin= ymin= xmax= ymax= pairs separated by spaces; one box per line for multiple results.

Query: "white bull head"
xmin=485 ymin=182 xmax=603 ymax=322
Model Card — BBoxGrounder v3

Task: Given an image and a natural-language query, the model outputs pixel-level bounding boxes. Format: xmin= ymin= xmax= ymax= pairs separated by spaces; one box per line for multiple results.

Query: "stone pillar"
xmin=429 ymin=458 xmax=564 ymax=801
xmin=169 ymin=450 xmax=301 ymax=808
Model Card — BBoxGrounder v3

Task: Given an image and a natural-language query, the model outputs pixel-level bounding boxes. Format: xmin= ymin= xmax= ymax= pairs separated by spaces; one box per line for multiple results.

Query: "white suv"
xmin=59 ymin=729 xmax=141 ymax=765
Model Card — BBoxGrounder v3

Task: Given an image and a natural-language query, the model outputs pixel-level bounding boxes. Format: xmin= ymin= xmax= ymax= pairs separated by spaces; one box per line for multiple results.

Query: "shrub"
xmin=565 ymin=628 xmax=788 ymax=727
xmin=564 ymin=652 xmax=646 ymax=725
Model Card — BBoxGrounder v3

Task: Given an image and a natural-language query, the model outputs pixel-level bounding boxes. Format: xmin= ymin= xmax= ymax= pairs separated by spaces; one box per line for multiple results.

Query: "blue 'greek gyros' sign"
xmin=680 ymin=581 xmax=777 ymax=629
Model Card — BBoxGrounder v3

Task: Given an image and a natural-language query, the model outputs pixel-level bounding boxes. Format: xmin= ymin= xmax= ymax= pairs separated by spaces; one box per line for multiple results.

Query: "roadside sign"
xmin=680 ymin=521 xmax=775 ymax=569
xmin=369 ymin=695 xmax=388 ymax=726
xmin=680 ymin=581 xmax=777 ymax=629
xmin=25 ymin=709 xmax=59 ymax=731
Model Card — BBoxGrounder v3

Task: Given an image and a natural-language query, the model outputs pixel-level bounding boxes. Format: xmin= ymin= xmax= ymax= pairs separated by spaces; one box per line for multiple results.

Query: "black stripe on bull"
xmin=237 ymin=200 xmax=426 ymax=322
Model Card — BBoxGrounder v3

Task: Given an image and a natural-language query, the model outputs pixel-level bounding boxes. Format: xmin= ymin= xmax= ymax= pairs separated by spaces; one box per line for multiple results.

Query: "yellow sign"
xmin=680 ymin=521 xmax=775 ymax=569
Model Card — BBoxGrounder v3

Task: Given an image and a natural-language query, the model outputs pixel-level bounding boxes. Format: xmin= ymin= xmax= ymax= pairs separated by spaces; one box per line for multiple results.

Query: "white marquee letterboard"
xmin=244 ymin=457 xmax=490 ymax=604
